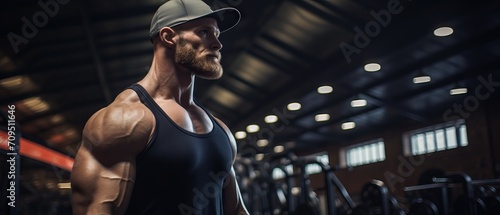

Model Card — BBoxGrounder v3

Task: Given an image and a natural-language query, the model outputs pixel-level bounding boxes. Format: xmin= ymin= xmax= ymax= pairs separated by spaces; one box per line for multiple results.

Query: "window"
xmin=305 ymin=153 xmax=329 ymax=175
xmin=344 ymin=139 xmax=385 ymax=167
xmin=407 ymin=120 xmax=468 ymax=155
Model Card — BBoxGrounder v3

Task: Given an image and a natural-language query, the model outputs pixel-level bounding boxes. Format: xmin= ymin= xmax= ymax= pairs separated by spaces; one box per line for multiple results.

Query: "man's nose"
xmin=211 ymin=37 xmax=223 ymax=50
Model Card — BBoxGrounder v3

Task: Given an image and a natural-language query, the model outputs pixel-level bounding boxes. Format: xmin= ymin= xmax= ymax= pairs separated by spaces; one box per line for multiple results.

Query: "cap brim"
xmin=150 ymin=7 xmax=241 ymax=40
xmin=201 ymin=8 xmax=241 ymax=33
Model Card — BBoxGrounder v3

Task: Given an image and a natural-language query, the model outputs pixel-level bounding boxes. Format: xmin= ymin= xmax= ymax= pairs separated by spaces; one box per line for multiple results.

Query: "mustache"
xmin=206 ymin=52 xmax=221 ymax=59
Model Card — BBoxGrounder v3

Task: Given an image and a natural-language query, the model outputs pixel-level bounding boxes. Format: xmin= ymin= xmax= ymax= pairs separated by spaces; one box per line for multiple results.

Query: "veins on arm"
xmin=71 ymin=103 xmax=153 ymax=215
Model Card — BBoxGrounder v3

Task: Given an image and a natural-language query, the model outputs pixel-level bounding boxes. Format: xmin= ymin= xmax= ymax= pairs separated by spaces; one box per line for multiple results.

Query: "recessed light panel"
xmin=434 ymin=27 xmax=453 ymax=37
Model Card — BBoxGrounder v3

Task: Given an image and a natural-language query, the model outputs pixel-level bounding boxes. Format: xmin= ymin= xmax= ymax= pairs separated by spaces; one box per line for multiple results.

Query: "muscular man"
xmin=71 ymin=0 xmax=249 ymax=214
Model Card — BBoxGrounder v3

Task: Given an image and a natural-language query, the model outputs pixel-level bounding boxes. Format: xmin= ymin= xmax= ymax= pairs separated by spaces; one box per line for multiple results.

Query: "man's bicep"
xmin=71 ymin=144 xmax=106 ymax=214
xmin=71 ymin=140 xmax=137 ymax=215
xmin=71 ymin=103 xmax=151 ymax=214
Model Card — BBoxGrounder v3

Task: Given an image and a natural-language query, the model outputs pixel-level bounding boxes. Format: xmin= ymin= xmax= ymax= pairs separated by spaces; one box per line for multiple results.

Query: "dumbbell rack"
xmin=404 ymin=171 xmax=500 ymax=215
xmin=404 ymin=182 xmax=449 ymax=215
xmin=470 ymin=179 xmax=500 ymax=215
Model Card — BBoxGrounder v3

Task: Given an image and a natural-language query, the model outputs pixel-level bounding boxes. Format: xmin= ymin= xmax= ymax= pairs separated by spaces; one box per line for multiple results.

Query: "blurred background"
xmin=1 ymin=0 xmax=499 ymax=214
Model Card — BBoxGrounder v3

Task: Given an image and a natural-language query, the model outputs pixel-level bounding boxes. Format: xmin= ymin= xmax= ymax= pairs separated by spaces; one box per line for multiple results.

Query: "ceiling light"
xmin=413 ymin=72 xmax=431 ymax=84
xmin=246 ymin=124 xmax=260 ymax=133
xmin=274 ymin=145 xmax=285 ymax=153
xmin=287 ymin=102 xmax=301 ymax=111
xmin=315 ymin=113 xmax=330 ymax=122
xmin=255 ymin=153 xmax=264 ymax=161
xmin=0 ymin=76 xmax=25 ymax=88
xmin=21 ymin=97 xmax=50 ymax=113
xmin=0 ymin=75 xmax=36 ymax=92
xmin=450 ymin=88 xmax=468 ymax=95
xmin=256 ymin=139 xmax=269 ymax=147
xmin=57 ymin=182 xmax=71 ymax=189
xmin=24 ymin=97 xmax=42 ymax=106
xmin=434 ymin=27 xmax=453 ymax=37
xmin=64 ymin=128 xmax=78 ymax=139
xmin=50 ymin=115 xmax=65 ymax=124
xmin=235 ymin=131 xmax=247 ymax=139
xmin=33 ymin=103 xmax=49 ymax=112
xmin=317 ymin=85 xmax=333 ymax=94
xmin=364 ymin=63 xmax=381 ymax=72
xmin=341 ymin=122 xmax=356 ymax=130
xmin=351 ymin=99 xmax=367 ymax=107
xmin=264 ymin=115 xmax=278 ymax=123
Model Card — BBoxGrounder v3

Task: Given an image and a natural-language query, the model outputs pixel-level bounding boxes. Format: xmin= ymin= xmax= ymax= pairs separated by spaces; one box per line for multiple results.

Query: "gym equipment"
xmin=431 ymin=171 xmax=498 ymax=215
xmin=290 ymin=153 xmax=356 ymax=215
xmin=262 ymin=153 xmax=356 ymax=215
xmin=417 ymin=168 xmax=448 ymax=212
xmin=240 ymin=156 xmax=500 ymax=215
xmin=269 ymin=163 xmax=294 ymax=215
xmin=471 ymin=180 xmax=500 ymax=215
xmin=408 ymin=198 xmax=438 ymax=215
xmin=389 ymin=197 xmax=406 ymax=215
xmin=294 ymin=165 xmax=321 ymax=215
xmin=360 ymin=180 xmax=390 ymax=214
xmin=357 ymin=180 xmax=406 ymax=215
xmin=404 ymin=183 xmax=449 ymax=215
xmin=433 ymin=172 xmax=475 ymax=215
xmin=351 ymin=205 xmax=373 ymax=215
xmin=452 ymin=194 xmax=487 ymax=215
xmin=235 ymin=158 xmax=273 ymax=215
xmin=482 ymin=195 xmax=500 ymax=215
xmin=405 ymin=171 xmax=500 ymax=215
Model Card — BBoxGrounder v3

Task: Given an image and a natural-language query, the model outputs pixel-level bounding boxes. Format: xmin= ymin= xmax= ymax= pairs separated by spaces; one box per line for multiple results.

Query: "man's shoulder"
xmin=89 ymin=89 xmax=150 ymax=127
xmin=82 ymin=89 xmax=154 ymax=153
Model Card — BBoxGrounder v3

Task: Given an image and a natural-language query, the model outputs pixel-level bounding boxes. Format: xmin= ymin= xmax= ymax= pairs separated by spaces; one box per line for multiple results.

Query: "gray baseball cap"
xmin=149 ymin=0 xmax=241 ymax=39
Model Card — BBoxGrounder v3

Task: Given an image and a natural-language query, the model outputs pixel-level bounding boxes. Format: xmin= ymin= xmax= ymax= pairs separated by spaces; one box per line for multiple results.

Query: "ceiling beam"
xmin=290 ymin=0 xmax=358 ymax=31
xmin=360 ymin=93 xmax=428 ymax=121
xmin=248 ymin=45 xmax=307 ymax=76
xmin=260 ymin=33 xmax=319 ymax=66
xmin=81 ymin=6 xmax=112 ymax=103
xmin=0 ymin=72 xmax=143 ymax=105
xmin=19 ymin=99 xmax=103 ymax=125
xmin=0 ymin=48 xmax=152 ymax=80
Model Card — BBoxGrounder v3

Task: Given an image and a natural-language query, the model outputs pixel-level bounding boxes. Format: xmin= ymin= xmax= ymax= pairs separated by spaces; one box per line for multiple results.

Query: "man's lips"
xmin=206 ymin=53 xmax=221 ymax=60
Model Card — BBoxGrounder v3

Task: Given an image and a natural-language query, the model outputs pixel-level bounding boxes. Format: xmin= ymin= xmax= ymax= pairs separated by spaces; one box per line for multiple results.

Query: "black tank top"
xmin=125 ymin=84 xmax=233 ymax=215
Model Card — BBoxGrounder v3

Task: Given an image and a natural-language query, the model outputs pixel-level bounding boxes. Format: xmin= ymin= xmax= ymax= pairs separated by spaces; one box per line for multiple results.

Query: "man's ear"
xmin=159 ymin=27 xmax=176 ymax=47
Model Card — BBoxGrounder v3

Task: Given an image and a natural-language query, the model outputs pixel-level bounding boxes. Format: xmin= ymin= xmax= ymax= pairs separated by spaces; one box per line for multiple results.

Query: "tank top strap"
xmin=193 ymin=97 xmax=216 ymax=123
xmin=128 ymin=84 xmax=155 ymax=108
xmin=128 ymin=83 xmax=159 ymax=155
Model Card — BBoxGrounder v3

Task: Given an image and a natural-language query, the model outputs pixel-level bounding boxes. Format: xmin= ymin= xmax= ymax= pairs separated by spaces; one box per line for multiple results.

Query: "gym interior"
xmin=1 ymin=0 xmax=500 ymax=214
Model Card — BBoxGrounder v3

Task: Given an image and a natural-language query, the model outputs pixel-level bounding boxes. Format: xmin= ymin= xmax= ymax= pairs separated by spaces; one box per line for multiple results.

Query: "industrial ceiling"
xmin=0 ymin=0 xmax=499 ymax=211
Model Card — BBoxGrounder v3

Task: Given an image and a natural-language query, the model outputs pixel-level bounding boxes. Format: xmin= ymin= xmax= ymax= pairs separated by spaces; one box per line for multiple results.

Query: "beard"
xmin=175 ymin=37 xmax=223 ymax=80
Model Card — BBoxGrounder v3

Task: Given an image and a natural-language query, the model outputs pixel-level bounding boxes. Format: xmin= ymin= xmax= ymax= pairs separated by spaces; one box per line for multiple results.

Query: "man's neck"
xmin=138 ymin=55 xmax=195 ymax=107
